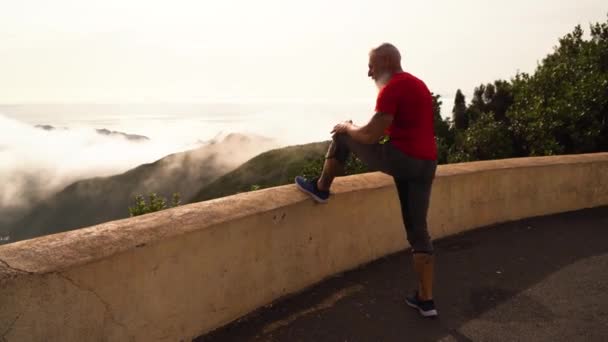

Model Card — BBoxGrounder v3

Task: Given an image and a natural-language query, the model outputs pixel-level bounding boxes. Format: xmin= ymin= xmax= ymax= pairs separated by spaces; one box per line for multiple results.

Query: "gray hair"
xmin=370 ymin=43 xmax=402 ymax=64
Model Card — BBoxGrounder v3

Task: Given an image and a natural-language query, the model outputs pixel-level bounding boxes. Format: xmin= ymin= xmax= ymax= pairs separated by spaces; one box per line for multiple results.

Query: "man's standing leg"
xmin=395 ymin=173 xmax=438 ymax=317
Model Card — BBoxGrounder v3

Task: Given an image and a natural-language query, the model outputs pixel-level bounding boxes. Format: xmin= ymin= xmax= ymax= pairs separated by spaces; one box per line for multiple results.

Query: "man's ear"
xmin=381 ymin=54 xmax=391 ymax=67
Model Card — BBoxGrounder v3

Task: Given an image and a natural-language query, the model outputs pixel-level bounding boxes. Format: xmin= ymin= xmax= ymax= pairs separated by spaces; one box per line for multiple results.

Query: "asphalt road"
xmin=197 ymin=206 xmax=608 ymax=342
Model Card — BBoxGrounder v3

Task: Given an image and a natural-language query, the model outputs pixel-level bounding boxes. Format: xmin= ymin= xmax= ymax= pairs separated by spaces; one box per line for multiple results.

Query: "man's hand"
xmin=334 ymin=113 xmax=393 ymax=144
xmin=331 ymin=120 xmax=353 ymax=134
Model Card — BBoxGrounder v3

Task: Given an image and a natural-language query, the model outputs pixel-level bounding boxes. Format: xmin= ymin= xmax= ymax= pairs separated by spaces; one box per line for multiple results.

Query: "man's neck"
xmin=391 ymin=67 xmax=404 ymax=75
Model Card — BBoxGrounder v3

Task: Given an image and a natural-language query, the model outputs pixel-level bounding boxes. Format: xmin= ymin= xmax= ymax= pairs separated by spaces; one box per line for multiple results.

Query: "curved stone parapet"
xmin=1 ymin=153 xmax=607 ymax=341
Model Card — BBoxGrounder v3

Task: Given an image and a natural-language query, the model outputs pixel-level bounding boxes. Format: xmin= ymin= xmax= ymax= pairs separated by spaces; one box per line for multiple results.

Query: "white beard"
xmin=374 ymin=72 xmax=392 ymax=90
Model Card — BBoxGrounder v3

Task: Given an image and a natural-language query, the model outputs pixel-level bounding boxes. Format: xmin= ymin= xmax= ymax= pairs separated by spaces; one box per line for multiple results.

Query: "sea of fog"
xmin=0 ymin=101 xmax=455 ymax=218
xmin=1 ymin=102 xmax=378 ymax=148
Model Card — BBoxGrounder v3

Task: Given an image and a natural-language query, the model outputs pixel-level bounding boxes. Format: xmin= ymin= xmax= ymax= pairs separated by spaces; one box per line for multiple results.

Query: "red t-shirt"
xmin=375 ymin=72 xmax=437 ymax=160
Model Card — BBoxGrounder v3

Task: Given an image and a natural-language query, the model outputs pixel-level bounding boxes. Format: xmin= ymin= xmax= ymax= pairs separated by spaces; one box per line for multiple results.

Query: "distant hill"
xmin=35 ymin=124 xmax=63 ymax=131
xmin=35 ymin=124 xmax=150 ymax=141
xmin=95 ymin=128 xmax=149 ymax=142
xmin=189 ymin=141 xmax=330 ymax=203
xmin=7 ymin=133 xmax=278 ymax=243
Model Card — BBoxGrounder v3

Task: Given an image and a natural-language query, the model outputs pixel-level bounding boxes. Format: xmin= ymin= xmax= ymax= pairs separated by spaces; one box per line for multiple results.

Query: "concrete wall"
xmin=1 ymin=153 xmax=607 ymax=341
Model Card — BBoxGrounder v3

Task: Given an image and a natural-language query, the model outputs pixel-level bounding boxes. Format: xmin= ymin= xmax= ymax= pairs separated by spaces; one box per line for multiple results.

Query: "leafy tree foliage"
xmin=508 ymin=20 xmax=608 ymax=156
xmin=453 ymin=89 xmax=468 ymax=130
xmin=450 ymin=16 xmax=608 ymax=160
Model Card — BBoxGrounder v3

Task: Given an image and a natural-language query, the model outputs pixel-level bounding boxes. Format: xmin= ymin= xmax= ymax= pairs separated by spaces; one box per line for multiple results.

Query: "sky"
xmin=0 ymin=0 xmax=607 ymax=104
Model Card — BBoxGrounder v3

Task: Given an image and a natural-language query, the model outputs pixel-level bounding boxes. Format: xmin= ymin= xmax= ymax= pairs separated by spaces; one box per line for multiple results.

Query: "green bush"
xmin=129 ymin=192 xmax=181 ymax=217
xmin=446 ymin=15 xmax=608 ymax=160
xmin=448 ymin=112 xmax=514 ymax=163
xmin=507 ymin=20 xmax=608 ymax=156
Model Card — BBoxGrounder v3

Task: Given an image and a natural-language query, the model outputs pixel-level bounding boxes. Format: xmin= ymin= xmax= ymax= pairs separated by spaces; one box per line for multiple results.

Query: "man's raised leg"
xmin=295 ymin=137 xmax=349 ymax=203
xmin=317 ymin=151 xmax=344 ymax=191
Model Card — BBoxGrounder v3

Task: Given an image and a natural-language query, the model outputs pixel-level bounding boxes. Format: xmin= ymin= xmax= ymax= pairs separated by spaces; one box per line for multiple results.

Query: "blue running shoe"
xmin=295 ymin=176 xmax=330 ymax=203
xmin=406 ymin=291 xmax=438 ymax=317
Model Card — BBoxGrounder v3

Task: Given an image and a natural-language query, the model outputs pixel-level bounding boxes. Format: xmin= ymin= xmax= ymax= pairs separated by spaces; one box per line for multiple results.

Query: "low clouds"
xmin=0 ymin=114 xmax=202 ymax=213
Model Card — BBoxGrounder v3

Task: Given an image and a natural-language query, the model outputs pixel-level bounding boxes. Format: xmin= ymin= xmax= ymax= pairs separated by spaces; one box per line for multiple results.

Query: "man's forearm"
xmin=346 ymin=125 xmax=375 ymax=144
xmin=341 ymin=112 xmax=392 ymax=144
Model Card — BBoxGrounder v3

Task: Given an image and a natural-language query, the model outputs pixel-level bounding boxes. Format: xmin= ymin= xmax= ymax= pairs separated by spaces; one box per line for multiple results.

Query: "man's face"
xmin=368 ymin=53 xmax=390 ymax=89
xmin=367 ymin=54 xmax=379 ymax=80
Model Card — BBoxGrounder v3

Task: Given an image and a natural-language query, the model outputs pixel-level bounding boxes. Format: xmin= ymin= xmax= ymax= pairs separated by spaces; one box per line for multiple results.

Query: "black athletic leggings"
xmin=327 ymin=133 xmax=437 ymax=253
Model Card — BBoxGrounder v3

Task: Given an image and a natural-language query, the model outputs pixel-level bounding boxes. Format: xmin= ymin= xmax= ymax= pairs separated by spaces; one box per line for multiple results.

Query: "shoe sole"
xmin=405 ymin=299 xmax=438 ymax=317
xmin=295 ymin=178 xmax=328 ymax=204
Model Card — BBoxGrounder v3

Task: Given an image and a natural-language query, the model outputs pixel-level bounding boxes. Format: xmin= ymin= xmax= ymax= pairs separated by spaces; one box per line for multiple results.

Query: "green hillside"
xmin=6 ymin=134 xmax=277 ymax=244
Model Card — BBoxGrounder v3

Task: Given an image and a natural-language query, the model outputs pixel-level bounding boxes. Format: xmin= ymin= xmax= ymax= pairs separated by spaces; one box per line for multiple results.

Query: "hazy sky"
xmin=1 ymin=0 xmax=606 ymax=104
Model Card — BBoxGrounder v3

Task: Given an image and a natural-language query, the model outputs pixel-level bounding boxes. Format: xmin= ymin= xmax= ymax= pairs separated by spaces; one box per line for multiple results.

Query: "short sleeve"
xmin=375 ymin=84 xmax=397 ymax=116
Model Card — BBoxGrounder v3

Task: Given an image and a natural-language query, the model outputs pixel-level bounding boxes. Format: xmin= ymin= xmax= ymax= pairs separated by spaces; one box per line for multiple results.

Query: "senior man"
xmin=295 ymin=43 xmax=439 ymax=317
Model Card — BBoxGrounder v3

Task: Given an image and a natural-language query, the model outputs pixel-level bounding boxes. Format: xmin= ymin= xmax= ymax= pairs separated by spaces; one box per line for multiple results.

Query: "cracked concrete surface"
xmin=0 ymin=258 xmax=32 ymax=275
xmin=0 ymin=267 xmax=131 ymax=342
xmin=1 ymin=315 xmax=20 ymax=342
xmin=56 ymin=272 xmax=130 ymax=339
